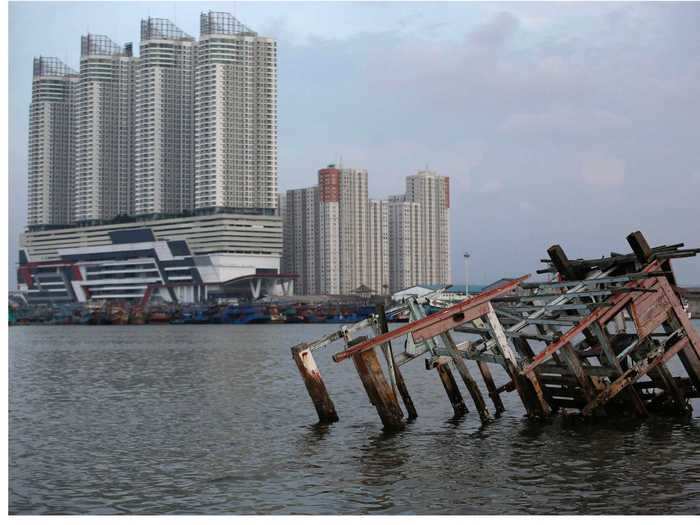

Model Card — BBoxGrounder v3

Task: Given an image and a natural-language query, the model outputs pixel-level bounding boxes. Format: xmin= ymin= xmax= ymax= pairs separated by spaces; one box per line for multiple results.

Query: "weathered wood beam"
xmin=292 ymin=343 xmax=339 ymax=423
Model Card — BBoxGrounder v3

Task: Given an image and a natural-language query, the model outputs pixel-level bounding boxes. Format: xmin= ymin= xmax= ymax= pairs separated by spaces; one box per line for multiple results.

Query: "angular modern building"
xmin=194 ymin=11 xmax=278 ymax=212
xmin=27 ymin=57 xmax=78 ymax=226
xmin=74 ymin=34 xmax=135 ymax=222
xmin=134 ymin=18 xmax=196 ymax=216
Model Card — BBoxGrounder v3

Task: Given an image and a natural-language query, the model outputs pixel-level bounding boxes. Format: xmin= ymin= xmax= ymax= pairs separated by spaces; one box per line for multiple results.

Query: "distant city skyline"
xmin=10 ymin=2 xmax=700 ymax=286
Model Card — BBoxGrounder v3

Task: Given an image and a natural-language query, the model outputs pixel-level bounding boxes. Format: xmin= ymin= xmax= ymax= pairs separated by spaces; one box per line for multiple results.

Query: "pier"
xmin=291 ymin=231 xmax=700 ymax=429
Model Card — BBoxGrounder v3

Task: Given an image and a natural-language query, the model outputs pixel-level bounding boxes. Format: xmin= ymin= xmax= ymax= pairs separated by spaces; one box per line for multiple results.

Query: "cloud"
xmin=468 ymin=11 xmax=520 ymax=49
xmin=579 ymin=154 xmax=626 ymax=188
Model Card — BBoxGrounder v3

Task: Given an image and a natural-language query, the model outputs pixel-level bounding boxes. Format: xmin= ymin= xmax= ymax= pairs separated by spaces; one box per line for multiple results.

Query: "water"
xmin=9 ymin=322 xmax=700 ymax=514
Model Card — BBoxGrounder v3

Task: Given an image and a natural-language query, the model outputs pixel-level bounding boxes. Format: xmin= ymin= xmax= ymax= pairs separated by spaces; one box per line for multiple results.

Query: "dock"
xmin=291 ymin=231 xmax=700 ymax=429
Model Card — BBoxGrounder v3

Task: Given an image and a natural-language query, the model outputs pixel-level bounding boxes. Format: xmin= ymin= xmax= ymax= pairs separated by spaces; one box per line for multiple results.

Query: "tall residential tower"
xmin=134 ymin=18 xmax=195 ymax=215
xmin=194 ymin=12 xmax=278 ymax=212
xmin=26 ymin=57 xmax=78 ymax=226
xmin=406 ymin=170 xmax=451 ymax=285
xmin=74 ymin=34 xmax=135 ymax=222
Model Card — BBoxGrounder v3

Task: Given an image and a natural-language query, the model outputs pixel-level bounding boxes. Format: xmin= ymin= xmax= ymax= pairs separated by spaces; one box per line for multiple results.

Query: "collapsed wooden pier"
xmin=291 ymin=231 xmax=700 ymax=430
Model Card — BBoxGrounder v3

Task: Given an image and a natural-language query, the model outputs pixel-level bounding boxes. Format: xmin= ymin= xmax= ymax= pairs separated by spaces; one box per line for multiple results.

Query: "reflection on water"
xmin=9 ymin=323 xmax=700 ymax=514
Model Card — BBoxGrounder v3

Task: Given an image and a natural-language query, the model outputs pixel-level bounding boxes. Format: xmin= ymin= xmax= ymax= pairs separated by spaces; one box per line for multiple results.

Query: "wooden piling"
xmin=440 ymin=331 xmax=492 ymax=423
xmin=376 ymin=303 xmax=418 ymax=420
xmin=292 ymin=343 xmax=339 ymax=424
xmin=435 ymin=361 xmax=468 ymax=417
xmin=350 ymin=337 xmax=405 ymax=431
xmin=476 ymin=361 xmax=506 ymax=415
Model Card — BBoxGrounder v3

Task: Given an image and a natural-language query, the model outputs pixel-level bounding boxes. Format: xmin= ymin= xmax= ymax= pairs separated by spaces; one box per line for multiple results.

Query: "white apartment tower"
xmin=388 ymin=197 xmax=424 ymax=292
xmin=338 ymin=168 xmax=368 ymax=294
xmin=27 ymin=57 xmax=78 ymax=226
xmin=367 ymin=199 xmax=390 ymax=295
xmin=194 ymin=12 xmax=278 ymax=211
xmin=283 ymin=187 xmax=319 ymax=295
xmin=134 ymin=18 xmax=195 ymax=215
xmin=74 ymin=34 xmax=135 ymax=222
xmin=317 ymin=167 xmax=341 ymax=295
xmin=406 ymin=170 xmax=451 ymax=285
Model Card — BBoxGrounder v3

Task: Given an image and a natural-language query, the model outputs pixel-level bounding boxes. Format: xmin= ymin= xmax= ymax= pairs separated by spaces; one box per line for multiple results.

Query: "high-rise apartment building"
xmin=74 ymin=34 xmax=135 ymax=222
xmin=367 ymin=199 xmax=390 ymax=295
xmin=134 ymin=18 xmax=195 ymax=215
xmin=317 ymin=167 xmax=341 ymax=295
xmin=194 ymin=11 xmax=278 ymax=212
xmin=283 ymin=187 xmax=318 ymax=295
xmin=388 ymin=197 xmax=423 ymax=292
xmin=27 ymin=57 xmax=78 ymax=226
xmin=406 ymin=170 xmax=451 ymax=285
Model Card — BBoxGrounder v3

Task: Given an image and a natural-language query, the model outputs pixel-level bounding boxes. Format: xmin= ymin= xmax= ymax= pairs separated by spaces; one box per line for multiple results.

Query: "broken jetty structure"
xmin=291 ymin=231 xmax=700 ymax=430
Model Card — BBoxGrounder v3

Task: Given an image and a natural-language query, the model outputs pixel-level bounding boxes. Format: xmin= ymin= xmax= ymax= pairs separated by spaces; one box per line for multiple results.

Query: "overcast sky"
xmin=8 ymin=1 xmax=700 ymax=286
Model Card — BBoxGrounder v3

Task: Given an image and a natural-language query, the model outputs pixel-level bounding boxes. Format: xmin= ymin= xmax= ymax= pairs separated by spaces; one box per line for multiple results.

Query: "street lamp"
xmin=463 ymin=252 xmax=470 ymax=297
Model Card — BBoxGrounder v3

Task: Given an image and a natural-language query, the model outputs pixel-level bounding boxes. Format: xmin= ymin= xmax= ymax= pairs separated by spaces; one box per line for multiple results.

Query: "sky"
xmin=7 ymin=1 xmax=700 ymax=287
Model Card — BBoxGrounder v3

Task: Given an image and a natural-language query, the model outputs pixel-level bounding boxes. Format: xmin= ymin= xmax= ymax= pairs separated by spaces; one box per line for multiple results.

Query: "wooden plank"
xmin=590 ymin=322 xmax=648 ymax=417
xmin=559 ymin=343 xmax=599 ymax=404
xmin=291 ymin=344 xmax=339 ymax=423
xmin=332 ymin=275 xmax=529 ymax=363
xmin=582 ymin=336 xmax=689 ymax=416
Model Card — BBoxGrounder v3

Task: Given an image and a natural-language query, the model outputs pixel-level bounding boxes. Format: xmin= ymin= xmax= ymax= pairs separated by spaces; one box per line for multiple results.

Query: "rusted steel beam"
xmin=376 ymin=303 xmax=417 ymax=420
xmin=435 ymin=362 xmax=468 ymax=417
xmin=291 ymin=344 xmax=339 ymax=424
xmin=331 ymin=275 xmax=529 ymax=363
xmin=581 ymin=336 xmax=689 ymax=416
xmin=351 ymin=340 xmax=405 ymax=431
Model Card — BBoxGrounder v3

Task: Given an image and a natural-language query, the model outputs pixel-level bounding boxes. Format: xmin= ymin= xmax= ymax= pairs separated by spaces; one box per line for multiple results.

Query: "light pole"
xmin=463 ymin=252 xmax=470 ymax=297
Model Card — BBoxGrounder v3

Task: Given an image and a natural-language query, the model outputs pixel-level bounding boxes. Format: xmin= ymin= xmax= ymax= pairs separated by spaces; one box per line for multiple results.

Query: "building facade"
xmin=18 ymin=227 xmax=291 ymax=304
xmin=405 ymin=170 xmax=451 ymax=285
xmin=283 ymin=187 xmax=318 ymax=295
xmin=367 ymin=199 xmax=390 ymax=295
xmin=27 ymin=57 xmax=78 ymax=226
xmin=134 ymin=18 xmax=195 ymax=215
xmin=194 ymin=11 xmax=278 ymax=212
xmin=282 ymin=166 xmax=448 ymax=296
xmin=74 ymin=34 xmax=135 ymax=222
xmin=388 ymin=198 xmax=423 ymax=292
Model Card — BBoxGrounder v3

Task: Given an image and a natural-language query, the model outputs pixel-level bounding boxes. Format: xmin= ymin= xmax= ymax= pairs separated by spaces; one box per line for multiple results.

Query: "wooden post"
xmin=440 ymin=331 xmax=492 ymax=423
xmin=559 ymin=343 xmax=599 ymax=405
xmin=476 ymin=361 xmax=506 ymax=415
xmin=376 ymin=303 xmax=418 ymax=420
xmin=350 ymin=337 xmax=405 ymax=431
xmin=291 ymin=343 xmax=339 ymax=423
xmin=435 ymin=361 xmax=468 ymax=417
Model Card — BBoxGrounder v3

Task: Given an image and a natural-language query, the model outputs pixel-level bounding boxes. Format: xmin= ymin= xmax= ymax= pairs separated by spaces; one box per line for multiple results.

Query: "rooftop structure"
xmin=200 ymin=11 xmax=256 ymax=36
